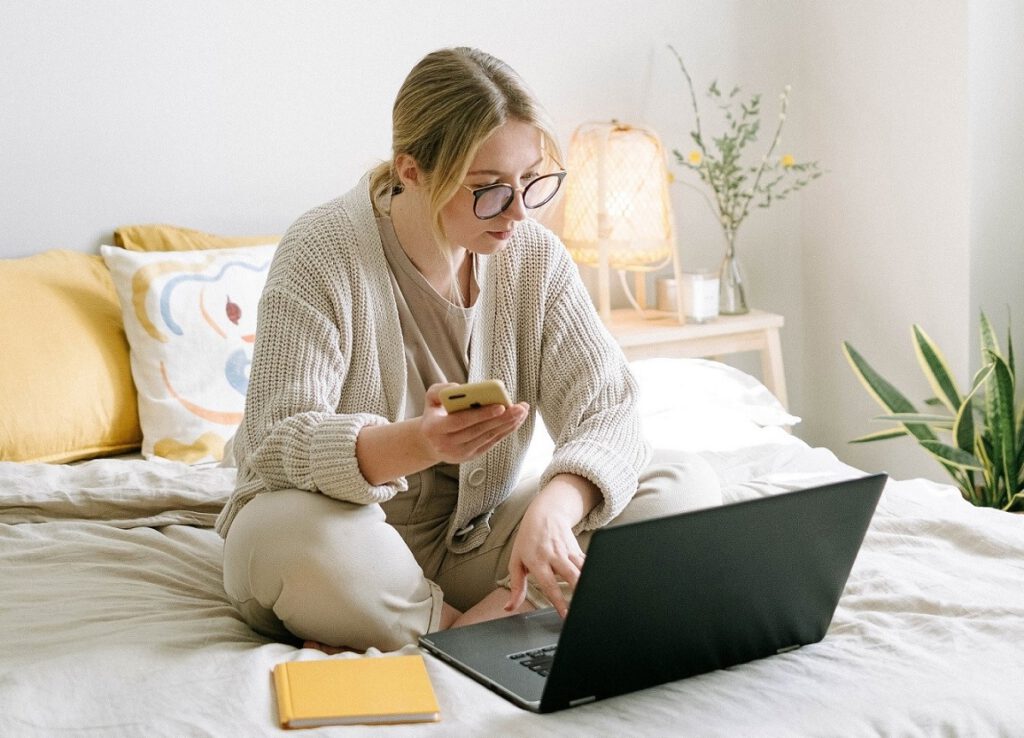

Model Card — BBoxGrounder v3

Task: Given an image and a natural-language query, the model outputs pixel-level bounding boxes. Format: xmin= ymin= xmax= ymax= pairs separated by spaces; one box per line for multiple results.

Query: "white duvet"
xmin=2 ymin=359 xmax=1022 ymax=737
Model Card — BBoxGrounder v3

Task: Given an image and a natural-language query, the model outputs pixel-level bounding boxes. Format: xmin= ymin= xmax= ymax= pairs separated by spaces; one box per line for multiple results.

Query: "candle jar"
xmin=680 ymin=270 xmax=719 ymax=323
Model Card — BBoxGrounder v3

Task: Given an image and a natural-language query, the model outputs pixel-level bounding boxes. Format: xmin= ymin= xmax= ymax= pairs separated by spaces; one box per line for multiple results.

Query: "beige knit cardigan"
xmin=215 ymin=176 xmax=649 ymax=553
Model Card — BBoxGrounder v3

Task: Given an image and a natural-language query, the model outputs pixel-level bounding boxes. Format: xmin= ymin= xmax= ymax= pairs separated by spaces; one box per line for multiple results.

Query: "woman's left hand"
xmin=505 ymin=474 xmax=600 ymax=618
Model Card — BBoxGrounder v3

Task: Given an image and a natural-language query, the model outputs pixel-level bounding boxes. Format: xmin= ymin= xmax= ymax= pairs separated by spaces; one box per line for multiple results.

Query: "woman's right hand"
xmin=419 ymin=383 xmax=529 ymax=464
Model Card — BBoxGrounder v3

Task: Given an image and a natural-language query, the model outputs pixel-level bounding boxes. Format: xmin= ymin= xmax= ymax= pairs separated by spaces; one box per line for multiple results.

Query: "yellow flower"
xmin=781 ymin=154 xmax=795 ymax=168
xmin=688 ymin=150 xmax=702 ymax=165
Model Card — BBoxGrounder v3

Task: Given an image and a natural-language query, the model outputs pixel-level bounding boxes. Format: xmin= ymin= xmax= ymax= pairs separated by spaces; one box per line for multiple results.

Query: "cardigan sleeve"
xmin=535 ymin=241 xmax=650 ymax=531
xmin=236 ymin=284 xmax=404 ymax=505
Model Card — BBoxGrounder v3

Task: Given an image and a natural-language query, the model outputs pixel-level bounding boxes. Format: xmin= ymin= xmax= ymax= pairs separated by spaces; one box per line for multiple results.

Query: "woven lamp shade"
xmin=561 ymin=121 xmax=680 ymax=321
xmin=562 ymin=122 xmax=675 ymax=268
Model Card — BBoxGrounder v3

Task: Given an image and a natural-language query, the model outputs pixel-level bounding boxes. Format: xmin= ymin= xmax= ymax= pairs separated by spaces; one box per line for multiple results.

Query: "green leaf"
xmin=953 ymin=363 xmax=994 ymax=453
xmin=874 ymin=413 xmax=954 ymax=425
xmin=988 ymin=352 xmax=1017 ymax=505
xmin=912 ymin=324 xmax=961 ymax=413
xmin=1017 ymin=404 xmax=1024 ymax=475
xmin=1003 ymin=491 xmax=1024 ymax=513
xmin=1007 ymin=316 xmax=1015 ymax=381
xmin=920 ymin=440 xmax=984 ymax=471
xmin=980 ymin=311 xmax=1000 ymax=360
xmin=842 ymin=342 xmax=936 ymax=443
xmin=850 ymin=427 xmax=909 ymax=443
xmin=976 ymin=436 xmax=995 ymax=506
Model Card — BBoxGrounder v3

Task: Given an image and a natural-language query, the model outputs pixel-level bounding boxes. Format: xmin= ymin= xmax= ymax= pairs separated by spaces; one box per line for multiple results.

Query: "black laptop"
xmin=419 ymin=473 xmax=887 ymax=713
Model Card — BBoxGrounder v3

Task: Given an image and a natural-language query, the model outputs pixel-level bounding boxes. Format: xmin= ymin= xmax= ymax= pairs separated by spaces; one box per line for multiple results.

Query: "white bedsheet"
xmin=2 ymin=360 xmax=1023 ymax=736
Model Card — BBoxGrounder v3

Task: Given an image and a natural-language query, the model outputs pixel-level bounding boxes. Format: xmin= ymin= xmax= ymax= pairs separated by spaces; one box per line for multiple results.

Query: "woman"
xmin=217 ymin=47 xmax=720 ymax=652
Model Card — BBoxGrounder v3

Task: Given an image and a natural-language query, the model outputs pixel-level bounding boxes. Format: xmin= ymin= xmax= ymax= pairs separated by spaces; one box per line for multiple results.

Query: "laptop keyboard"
xmin=508 ymin=644 xmax=557 ymax=677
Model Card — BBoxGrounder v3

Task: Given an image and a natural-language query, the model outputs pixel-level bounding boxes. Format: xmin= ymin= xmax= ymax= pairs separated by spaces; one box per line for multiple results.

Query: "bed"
xmin=2 ymin=237 xmax=1023 ymax=737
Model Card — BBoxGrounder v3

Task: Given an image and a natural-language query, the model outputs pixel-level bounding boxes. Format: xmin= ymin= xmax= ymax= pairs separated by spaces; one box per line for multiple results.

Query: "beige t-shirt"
xmin=375 ymin=202 xmax=479 ymax=513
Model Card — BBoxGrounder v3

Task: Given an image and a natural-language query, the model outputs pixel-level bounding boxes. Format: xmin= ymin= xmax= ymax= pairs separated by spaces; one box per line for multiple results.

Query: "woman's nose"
xmin=504 ymin=190 xmax=528 ymax=222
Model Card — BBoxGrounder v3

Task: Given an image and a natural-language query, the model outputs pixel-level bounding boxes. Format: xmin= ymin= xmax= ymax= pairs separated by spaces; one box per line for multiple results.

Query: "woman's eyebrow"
xmin=466 ymin=157 xmax=544 ymax=177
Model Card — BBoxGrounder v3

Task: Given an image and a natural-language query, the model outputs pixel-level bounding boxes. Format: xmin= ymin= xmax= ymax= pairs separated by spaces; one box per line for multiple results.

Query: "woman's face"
xmin=441 ymin=119 xmax=545 ymax=255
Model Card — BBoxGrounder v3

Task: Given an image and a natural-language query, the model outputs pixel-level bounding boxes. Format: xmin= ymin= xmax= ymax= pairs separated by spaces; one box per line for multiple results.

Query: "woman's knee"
xmin=223 ymin=489 xmax=441 ymax=651
xmin=611 ymin=450 xmax=722 ymax=527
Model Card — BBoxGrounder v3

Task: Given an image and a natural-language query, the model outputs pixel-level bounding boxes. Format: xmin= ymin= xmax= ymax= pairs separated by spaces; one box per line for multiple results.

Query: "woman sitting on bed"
xmin=216 ymin=46 xmax=720 ymax=652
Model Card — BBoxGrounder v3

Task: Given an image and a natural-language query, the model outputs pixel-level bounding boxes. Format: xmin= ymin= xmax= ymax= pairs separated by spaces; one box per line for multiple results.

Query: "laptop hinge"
xmin=569 ymin=695 xmax=596 ymax=707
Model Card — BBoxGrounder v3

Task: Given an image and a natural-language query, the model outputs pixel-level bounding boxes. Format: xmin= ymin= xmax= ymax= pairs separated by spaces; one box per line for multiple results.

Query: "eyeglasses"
xmin=462 ymin=171 xmax=567 ymax=220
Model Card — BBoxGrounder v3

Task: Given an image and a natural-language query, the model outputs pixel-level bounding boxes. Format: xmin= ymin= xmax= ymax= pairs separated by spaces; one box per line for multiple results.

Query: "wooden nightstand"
xmin=606 ymin=308 xmax=789 ymax=408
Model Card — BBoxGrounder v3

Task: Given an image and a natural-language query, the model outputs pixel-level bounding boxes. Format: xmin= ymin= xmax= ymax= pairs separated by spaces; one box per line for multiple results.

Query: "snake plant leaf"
xmin=1008 ymin=320 xmax=1015 ymax=381
xmin=874 ymin=413 xmax=954 ymax=428
xmin=912 ymin=324 xmax=961 ymax=414
xmin=988 ymin=352 xmax=1016 ymax=500
xmin=1017 ymin=405 xmax=1024 ymax=471
xmin=975 ymin=437 xmax=995 ymax=506
xmin=842 ymin=341 xmax=937 ymax=443
xmin=850 ymin=427 xmax=908 ymax=443
xmin=1005 ymin=491 xmax=1024 ymax=513
xmin=920 ymin=440 xmax=983 ymax=471
xmin=953 ymin=363 xmax=994 ymax=453
xmin=980 ymin=311 xmax=1000 ymax=361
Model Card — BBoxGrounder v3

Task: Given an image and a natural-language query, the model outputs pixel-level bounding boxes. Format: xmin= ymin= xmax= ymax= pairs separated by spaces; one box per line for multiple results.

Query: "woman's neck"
xmin=390 ymin=190 xmax=470 ymax=305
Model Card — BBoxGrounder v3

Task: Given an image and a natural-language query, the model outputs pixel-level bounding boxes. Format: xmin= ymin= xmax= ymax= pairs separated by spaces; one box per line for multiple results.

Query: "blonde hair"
xmin=370 ymin=47 xmax=562 ymax=251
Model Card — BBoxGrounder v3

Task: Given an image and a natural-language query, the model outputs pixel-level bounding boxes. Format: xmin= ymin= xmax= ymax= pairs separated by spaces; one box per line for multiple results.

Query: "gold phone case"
xmin=439 ymin=380 xmax=512 ymax=412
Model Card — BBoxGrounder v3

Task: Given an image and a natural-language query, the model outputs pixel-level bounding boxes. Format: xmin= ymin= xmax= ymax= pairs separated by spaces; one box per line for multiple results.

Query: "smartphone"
xmin=439 ymin=379 xmax=512 ymax=413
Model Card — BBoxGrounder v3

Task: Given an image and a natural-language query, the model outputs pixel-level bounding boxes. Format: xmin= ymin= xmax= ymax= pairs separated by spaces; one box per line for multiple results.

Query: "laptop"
xmin=419 ymin=472 xmax=887 ymax=713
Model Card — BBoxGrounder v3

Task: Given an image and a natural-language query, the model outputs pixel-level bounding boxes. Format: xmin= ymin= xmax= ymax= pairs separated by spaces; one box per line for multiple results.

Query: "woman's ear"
xmin=394 ymin=153 xmax=422 ymax=190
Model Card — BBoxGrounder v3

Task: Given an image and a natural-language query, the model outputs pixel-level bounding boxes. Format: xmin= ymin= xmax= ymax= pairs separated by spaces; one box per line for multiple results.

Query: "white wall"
xmin=0 ymin=1 xmax=739 ymax=256
xmin=3 ymin=2 xmax=1018 ymax=487
xmin=969 ymin=0 xmax=1024 ymax=375
xmin=0 ymin=0 xmax=812 ymax=422
xmin=794 ymin=0 xmax=974 ymax=483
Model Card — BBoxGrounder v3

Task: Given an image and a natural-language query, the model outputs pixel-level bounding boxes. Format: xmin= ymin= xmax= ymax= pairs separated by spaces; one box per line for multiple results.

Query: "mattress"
xmin=2 ymin=359 xmax=1022 ymax=736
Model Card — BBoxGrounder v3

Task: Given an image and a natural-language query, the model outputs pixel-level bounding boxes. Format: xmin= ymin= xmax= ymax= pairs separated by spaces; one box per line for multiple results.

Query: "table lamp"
xmin=561 ymin=121 xmax=683 ymax=323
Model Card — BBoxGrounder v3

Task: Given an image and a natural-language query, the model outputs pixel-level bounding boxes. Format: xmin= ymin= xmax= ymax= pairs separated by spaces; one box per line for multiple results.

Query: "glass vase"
xmin=718 ymin=234 xmax=749 ymax=315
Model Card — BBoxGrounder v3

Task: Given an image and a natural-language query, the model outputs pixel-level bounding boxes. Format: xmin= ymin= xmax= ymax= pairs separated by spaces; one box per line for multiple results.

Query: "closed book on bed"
xmin=272 ymin=654 xmax=440 ymax=728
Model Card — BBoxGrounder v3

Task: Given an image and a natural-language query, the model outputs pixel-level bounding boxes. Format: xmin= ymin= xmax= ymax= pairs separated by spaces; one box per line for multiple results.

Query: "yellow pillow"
xmin=0 ymin=250 xmax=142 ymax=462
xmin=113 ymin=224 xmax=278 ymax=252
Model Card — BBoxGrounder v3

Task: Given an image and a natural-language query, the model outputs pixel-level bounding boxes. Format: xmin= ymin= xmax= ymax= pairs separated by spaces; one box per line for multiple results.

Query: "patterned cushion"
xmin=100 ymin=243 xmax=276 ymax=463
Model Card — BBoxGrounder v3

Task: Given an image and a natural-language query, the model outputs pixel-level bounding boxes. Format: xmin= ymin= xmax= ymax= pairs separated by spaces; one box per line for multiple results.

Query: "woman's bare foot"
xmin=451 ymin=588 xmax=534 ymax=628
xmin=301 ymin=596 xmax=522 ymax=650
xmin=305 ymin=604 xmax=463 ymax=650
xmin=440 ymin=602 xmax=461 ymax=629
xmin=302 ymin=640 xmax=355 ymax=655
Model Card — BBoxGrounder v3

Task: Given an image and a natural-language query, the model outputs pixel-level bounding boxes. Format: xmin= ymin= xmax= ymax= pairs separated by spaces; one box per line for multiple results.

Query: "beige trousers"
xmin=222 ymin=449 xmax=720 ymax=651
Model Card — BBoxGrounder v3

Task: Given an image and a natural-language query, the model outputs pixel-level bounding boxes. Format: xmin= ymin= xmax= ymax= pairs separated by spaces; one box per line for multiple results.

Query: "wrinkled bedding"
xmin=2 ymin=360 xmax=1023 ymax=736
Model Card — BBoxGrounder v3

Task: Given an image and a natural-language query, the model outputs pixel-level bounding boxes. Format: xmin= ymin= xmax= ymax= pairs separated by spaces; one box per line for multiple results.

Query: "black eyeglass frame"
xmin=462 ymin=170 xmax=567 ymax=220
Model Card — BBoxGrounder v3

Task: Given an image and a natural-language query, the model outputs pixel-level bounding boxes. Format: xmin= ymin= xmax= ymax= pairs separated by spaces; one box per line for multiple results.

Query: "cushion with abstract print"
xmin=100 ymin=243 xmax=276 ymax=464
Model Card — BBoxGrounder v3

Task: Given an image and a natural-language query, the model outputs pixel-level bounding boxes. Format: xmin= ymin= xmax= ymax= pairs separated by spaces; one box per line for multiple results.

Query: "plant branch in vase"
xmin=668 ymin=45 xmax=824 ymax=314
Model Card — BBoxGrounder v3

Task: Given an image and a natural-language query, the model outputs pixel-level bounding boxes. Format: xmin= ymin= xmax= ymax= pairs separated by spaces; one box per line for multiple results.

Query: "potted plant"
xmin=668 ymin=46 xmax=823 ymax=314
xmin=843 ymin=312 xmax=1023 ymax=512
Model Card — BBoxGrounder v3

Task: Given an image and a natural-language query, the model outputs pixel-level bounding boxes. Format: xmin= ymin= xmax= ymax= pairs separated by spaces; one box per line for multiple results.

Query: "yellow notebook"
xmin=273 ymin=654 xmax=441 ymax=729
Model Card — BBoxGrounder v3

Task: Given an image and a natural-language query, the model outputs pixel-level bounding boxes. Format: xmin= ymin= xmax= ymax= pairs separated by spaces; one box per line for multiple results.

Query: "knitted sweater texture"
xmin=215 ymin=176 xmax=649 ymax=553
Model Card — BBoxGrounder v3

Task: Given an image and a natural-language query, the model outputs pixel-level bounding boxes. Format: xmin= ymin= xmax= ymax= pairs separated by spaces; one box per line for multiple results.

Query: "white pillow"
xmin=630 ymin=357 xmax=800 ymax=454
xmin=101 ymin=244 xmax=276 ymax=464
xmin=630 ymin=357 xmax=798 ymax=428
xmin=519 ymin=357 xmax=800 ymax=478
